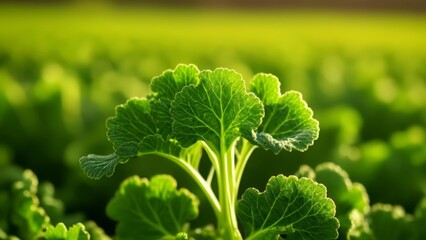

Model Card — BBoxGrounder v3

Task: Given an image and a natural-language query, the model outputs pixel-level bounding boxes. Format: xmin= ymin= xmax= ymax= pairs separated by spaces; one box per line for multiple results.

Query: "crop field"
xmin=0 ymin=4 xmax=425 ymax=239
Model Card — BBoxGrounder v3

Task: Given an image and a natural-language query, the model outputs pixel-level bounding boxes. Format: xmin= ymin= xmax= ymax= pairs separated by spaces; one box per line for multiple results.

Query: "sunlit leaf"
xmin=11 ymin=170 xmax=49 ymax=239
xmin=150 ymin=64 xmax=200 ymax=139
xmin=245 ymin=73 xmax=319 ymax=153
xmin=44 ymin=223 xmax=90 ymax=240
xmin=171 ymin=68 xmax=263 ymax=151
xmin=237 ymin=175 xmax=339 ymax=240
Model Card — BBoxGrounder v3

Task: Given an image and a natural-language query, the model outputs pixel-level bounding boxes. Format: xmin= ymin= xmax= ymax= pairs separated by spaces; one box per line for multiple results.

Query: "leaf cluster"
xmin=0 ymin=168 xmax=110 ymax=240
xmin=296 ymin=162 xmax=426 ymax=240
xmin=79 ymin=64 xmax=340 ymax=239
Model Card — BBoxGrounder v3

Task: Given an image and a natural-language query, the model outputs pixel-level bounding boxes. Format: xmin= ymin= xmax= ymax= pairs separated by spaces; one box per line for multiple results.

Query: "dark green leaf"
xmin=106 ymin=175 xmax=199 ymax=240
xmin=150 ymin=64 xmax=200 ymax=139
xmin=171 ymin=68 xmax=263 ymax=151
xmin=237 ymin=175 xmax=339 ymax=240
xmin=369 ymin=204 xmax=414 ymax=240
xmin=80 ymin=98 xmax=157 ymax=179
xmin=107 ymin=98 xmax=156 ymax=158
xmin=314 ymin=163 xmax=369 ymax=215
xmin=296 ymin=162 xmax=370 ymax=240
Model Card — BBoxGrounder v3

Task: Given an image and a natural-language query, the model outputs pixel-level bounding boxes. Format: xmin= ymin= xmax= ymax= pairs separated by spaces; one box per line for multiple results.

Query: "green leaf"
xmin=346 ymin=210 xmax=373 ymax=240
xmin=314 ymin=163 xmax=370 ymax=215
xmin=11 ymin=170 xmax=49 ymax=239
xmin=250 ymin=73 xmax=281 ymax=105
xmin=369 ymin=204 xmax=414 ymax=240
xmin=44 ymin=223 xmax=90 ymax=240
xmin=79 ymin=154 xmax=121 ymax=179
xmin=150 ymin=64 xmax=200 ymax=139
xmin=171 ymin=68 xmax=263 ymax=151
xmin=83 ymin=221 xmax=111 ymax=240
xmin=107 ymin=98 xmax=156 ymax=158
xmin=79 ymin=98 xmax=160 ymax=179
xmin=245 ymin=73 xmax=319 ymax=154
xmin=151 ymin=64 xmax=200 ymax=101
xmin=138 ymin=134 xmax=182 ymax=157
xmin=296 ymin=162 xmax=370 ymax=240
xmin=237 ymin=175 xmax=339 ymax=240
xmin=175 ymin=232 xmax=189 ymax=240
xmin=38 ymin=182 xmax=64 ymax=223
xmin=106 ymin=175 xmax=199 ymax=240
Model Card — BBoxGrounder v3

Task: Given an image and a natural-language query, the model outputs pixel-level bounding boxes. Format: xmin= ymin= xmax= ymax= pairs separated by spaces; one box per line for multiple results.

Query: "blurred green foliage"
xmin=0 ymin=4 xmax=425 ymax=232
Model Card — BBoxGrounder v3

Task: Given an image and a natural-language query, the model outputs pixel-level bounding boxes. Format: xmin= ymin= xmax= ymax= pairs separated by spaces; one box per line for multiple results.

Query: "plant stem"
xmin=235 ymin=139 xmax=257 ymax=197
xmin=159 ymin=153 xmax=221 ymax=218
xmin=217 ymin=142 xmax=242 ymax=240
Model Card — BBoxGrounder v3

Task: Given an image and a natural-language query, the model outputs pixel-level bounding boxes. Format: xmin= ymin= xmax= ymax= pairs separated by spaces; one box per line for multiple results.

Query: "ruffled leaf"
xmin=80 ymin=65 xmax=202 ymax=179
xmin=106 ymin=175 xmax=199 ymax=240
xmin=150 ymin=64 xmax=200 ymax=139
xmin=11 ymin=170 xmax=49 ymax=239
xmin=296 ymin=162 xmax=370 ymax=239
xmin=237 ymin=175 xmax=339 ymax=240
xmin=44 ymin=223 xmax=90 ymax=240
xmin=244 ymin=73 xmax=319 ymax=154
xmin=171 ymin=68 xmax=263 ymax=151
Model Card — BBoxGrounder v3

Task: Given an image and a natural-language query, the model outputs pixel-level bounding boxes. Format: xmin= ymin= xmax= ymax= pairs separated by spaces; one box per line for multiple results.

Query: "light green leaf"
xmin=79 ymin=98 xmax=158 ymax=179
xmin=179 ymin=141 xmax=204 ymax=169
xmin=151 ymin=64 xmax=200 ymax=101
xmin=150 ymin=64 xmax=200 ymax=139
xmin=106 ymin=175 xmax=199 ymax=240
xmin=245 ymin=73 xmax=319 ymax=154
xmin=138 ymin=134 xmax=182 ymax=157
xmin=107 ymin=98 xmax=156 ymax=158
xmin=175 ymin=232 xmax=189 ymax=240
xmin=11 ymin=170 xmax=49 ymax=239
xmin=44 ymin=223 xmax=90 ymax=240
xmin=171 ymin=68 xmax=263 ymax=151
xmin=237 ymin=175 xmax=339 ymax=240
xmin=346 ymin=210 xmax=373 ymax=240
xmin=250 ymin=73 xmax=281 ymax=105
xmin=79 ymin=154 xmax=121 ymax=179
xmin=83 ymin=221 xmax=112 ymax=240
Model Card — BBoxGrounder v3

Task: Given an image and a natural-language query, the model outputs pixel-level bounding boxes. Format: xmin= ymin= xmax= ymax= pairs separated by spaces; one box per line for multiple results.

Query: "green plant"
xmin=80 ymin=64 xmax=339 ymax=239
xmin=0 ymin=167 xmax=111 ymax=240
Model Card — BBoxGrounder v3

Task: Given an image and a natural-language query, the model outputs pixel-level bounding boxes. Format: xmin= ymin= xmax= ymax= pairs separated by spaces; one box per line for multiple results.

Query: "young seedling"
xmin=80 ymin=64 xmax=339 ymax=240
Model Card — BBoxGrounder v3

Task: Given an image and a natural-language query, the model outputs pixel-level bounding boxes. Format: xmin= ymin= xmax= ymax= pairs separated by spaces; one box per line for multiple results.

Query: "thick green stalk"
xmin=217 ymin=141 xmax=242 ymax=240
xmin=203 ymin=140 xmax=242 ymax=239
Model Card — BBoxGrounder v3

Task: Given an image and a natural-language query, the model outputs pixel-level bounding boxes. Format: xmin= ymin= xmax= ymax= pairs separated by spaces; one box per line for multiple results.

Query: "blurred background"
xmin=0 ymin=0 xmax=425 ymax=233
